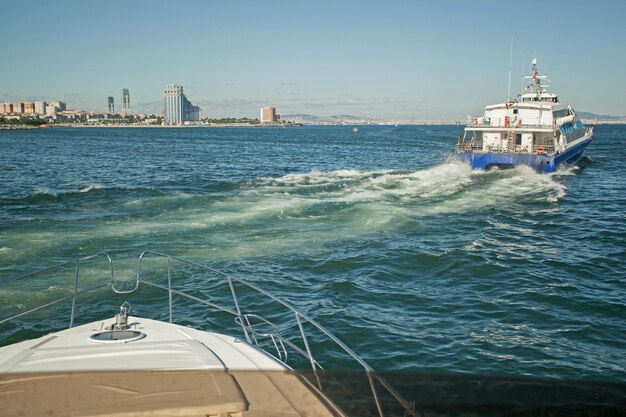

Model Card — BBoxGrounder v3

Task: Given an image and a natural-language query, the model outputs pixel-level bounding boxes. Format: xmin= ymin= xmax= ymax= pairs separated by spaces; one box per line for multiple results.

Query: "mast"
xmin=521 ymin=56 xmax=550 ymax=101
xmin=507 ymin=38 xmax=513 ymax=102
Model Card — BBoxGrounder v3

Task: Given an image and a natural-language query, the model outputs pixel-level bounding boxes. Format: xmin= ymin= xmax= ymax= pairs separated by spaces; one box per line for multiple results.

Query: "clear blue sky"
xmin=1 ymin=0 xmax=624 ymax=118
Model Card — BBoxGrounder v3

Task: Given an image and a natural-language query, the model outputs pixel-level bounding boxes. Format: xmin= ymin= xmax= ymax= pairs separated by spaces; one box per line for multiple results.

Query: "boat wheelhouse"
xmin=456 ymin=57 xmax=593 ymax=173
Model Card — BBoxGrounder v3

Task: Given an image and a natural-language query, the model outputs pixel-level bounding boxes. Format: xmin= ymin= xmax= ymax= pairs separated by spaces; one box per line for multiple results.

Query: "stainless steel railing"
xmin=455 ymin=143 xmax=556 ymax=155
xmin=0 ymin=251 xmax=417 ymax=417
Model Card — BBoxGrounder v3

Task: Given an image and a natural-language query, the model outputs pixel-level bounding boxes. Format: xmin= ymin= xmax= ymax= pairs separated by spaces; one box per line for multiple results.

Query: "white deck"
xmin=0 ymin=317 xmax=344 ymax=416
xmin=0 ymin=316 xmax=287 ymax=373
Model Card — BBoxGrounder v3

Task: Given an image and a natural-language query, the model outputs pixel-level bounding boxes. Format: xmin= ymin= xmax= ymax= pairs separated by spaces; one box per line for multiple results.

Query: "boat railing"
xmin=456 ymin=142 xmax=556 ymax=155
xmin=0 ymin=251 xmax=417 ymax=417
xmin=466 ymin=116 xmax=552 ymax=130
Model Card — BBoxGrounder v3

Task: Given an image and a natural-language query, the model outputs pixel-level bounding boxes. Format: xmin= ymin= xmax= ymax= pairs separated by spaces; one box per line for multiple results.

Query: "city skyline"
xmin=1 ymin=1 xmax=625 ymax=119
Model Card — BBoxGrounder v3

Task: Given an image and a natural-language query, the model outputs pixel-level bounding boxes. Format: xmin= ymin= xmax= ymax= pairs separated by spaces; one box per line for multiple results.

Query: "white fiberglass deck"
xmin=0 ymin=316 xmax=343 ymax=417
xmin=0 ymin=316 xmax=286 ymax=373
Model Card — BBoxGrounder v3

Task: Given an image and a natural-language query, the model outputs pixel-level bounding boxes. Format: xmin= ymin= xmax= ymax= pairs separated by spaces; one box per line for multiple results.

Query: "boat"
xmin=0 ymin=251 xmax=416 ymax=417
xmin=455 ymin=57 xmax=593 ymax=173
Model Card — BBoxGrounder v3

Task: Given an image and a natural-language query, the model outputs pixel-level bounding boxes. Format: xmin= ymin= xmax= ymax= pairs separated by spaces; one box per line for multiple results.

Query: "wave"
xmin=246 ymin=161 xmax=566 ymax=207
xmin=0 ymin=185 xmax=159 ymax=206
xmin=78 ymin=184 xmax=105 ymax=193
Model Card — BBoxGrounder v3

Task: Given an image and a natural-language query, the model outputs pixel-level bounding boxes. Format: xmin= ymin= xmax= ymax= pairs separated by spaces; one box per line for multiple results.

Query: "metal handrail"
xmin=465 ymin=122 xmax=554 ymax=130
xmin=456 ymin=143 xmax=556 ymax=155
xmin=0 ymin=251 xmax=417 ymax=417
xmin=0 ymin=253 xmax=113 ymax=328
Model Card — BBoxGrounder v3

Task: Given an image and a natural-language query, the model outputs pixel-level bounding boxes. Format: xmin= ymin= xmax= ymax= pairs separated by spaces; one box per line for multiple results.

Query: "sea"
xmin=0 ymin=125 xmax=625 ymax=383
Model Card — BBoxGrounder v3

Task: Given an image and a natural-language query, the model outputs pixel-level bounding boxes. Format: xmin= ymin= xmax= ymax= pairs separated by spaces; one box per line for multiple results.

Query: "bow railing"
xmin=0 ymin=251 xmax=417 ymax=417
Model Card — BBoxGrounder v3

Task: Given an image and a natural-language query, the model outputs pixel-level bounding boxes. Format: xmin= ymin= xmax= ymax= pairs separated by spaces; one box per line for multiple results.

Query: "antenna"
xmin=520 ymin=61 xmax=524 ymax=96
xmin=507 ymin=37 xmax=514 ymax=102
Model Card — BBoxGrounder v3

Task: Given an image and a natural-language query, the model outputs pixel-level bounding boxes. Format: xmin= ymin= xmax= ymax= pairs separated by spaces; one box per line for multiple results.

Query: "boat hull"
xmin=457 ymin=137 xmax=592 ymax=173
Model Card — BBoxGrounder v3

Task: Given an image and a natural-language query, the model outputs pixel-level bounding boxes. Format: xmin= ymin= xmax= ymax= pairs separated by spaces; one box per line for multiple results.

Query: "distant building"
xmin=23 ymin=102 xmax=35 ymax=114
xmin=0 ymin=103 xmax=12 ymax=113
xmin=122 ymin=88 xmax=130 ymax=114
xmin=107 ymin=96 xmax=115 ymax=113
xmin=46 ymin=100 xmax=67 ymax=115
xmin=13 ymin=102 xmax=24 ymax=114
xmin=260 ymin=106 xmax=278 ymax=123
xmin=49 ymin=100 xmax=66 ymax=111
xmin=34 ymin=101 xmax=46 ymax=115
xmin=45 ymin=104 xmax=58 ymax=115
xmin=184 ymin=99 xmax=201 ymax=122
xmin=163 ymin=85 xmax=201 ymax=125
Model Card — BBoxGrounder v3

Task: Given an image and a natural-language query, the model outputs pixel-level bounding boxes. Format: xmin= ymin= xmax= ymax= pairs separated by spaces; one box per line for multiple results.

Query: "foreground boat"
xmin=456 ymin=57 xmax=593 ymax=173
xmin=0 ymin=251 xmax=416 ymax=417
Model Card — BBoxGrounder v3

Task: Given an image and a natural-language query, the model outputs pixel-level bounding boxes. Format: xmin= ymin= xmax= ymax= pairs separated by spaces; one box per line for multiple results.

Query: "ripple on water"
xmin=0 ymin=126 xmax=624 ymax=381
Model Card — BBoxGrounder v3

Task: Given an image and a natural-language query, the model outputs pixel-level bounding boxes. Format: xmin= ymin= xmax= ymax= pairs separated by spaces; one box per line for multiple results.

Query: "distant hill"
xmin=284 ymin=112 xmax=625 ymax=125
xmin=577 ymin=112 xmax=624 ymax=121
xmin=283 ymin=114 xmax=374 ymax=124
xmin=284 ymin=114 xmax=363 ymax=121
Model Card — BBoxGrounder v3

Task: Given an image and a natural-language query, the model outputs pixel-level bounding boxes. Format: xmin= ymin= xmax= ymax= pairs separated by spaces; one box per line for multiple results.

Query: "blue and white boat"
xmin=456 ymin=57 xmax=593 ymax=173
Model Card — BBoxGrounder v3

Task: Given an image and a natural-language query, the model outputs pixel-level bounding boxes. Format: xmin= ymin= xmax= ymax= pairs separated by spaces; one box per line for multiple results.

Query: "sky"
xmin=1 ymin=0 xmax=625 ymax=119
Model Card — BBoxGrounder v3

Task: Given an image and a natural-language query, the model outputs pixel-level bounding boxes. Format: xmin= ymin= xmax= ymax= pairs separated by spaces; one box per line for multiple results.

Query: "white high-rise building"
xmin=163 ymin=85 xmax=201 ymax=125
xmin=164 ymin=85 xmax=184 ymax=125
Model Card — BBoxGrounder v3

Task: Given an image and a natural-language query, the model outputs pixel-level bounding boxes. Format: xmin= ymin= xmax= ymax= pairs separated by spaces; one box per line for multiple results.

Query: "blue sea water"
xmin=0 ymin=125 xmax=624 ymax=381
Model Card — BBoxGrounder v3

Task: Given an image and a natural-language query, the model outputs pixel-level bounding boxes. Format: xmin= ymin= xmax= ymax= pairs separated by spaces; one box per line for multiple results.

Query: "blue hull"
xmin=457 ymin=137 xmax=592 ymax=173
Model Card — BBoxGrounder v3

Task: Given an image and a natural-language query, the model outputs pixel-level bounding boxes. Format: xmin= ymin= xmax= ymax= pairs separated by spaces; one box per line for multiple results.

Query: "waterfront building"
xmin=45 ymin=101 xmax=66 ymax=115
xmin=164 ymin=85 xmax=183 ymax=125
xmin=185 ymin=102 xmax=201 ymax=122
xmin=45 ymin=104 xmax=58 ymax=115
xmin=34 ymin=101 xmax=46 ymax=115
xmin=23 ymin=103 xmax=35 ymax=114
xmin=107 ymin=96 xmax=115 ymax=113
xmin=49 ymin=100 xmax=67 ymax=111
xmin=163 ymin=85 xmax=201 ymax=125
xmin=122 ymin=89 xmax=130 ymax=114
xmin=12 ymin=102 xmax=24 ymax=114
xmin=260 ymin=106 xmax=277 ymax=123
xmin=0 ymin=103 xmax=12 ymax=113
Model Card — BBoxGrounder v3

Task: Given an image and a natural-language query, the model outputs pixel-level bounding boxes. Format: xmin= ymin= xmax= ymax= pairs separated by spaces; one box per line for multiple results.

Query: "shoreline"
xmin=2 ymin=121 xmax=624 ymax=130
xmin=0 ymin=125 xmax=40 ymax=130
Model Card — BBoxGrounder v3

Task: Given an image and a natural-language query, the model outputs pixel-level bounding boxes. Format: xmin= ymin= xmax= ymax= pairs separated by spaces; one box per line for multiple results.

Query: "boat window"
xmin=515 ymin=134 xmax=522 ymax=145
xmin=513 ymin=109 xmax=518 ymax=115
xmin=565 ymin=128 xmax=587 ymax=143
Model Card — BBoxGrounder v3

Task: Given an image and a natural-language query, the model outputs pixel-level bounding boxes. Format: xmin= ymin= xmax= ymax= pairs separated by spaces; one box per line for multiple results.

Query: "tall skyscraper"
xmin=260 ymin=106 xmax=277 ymax=123
xmin=122 ymin=88 xmax=130 ymax=114
xmin=107 ymin=96 xmax=115 ymax=113
xmin=164 ymin=85 xmax=183 ymax=125
xmin=163 ymin=85 xmax=201 ymax=125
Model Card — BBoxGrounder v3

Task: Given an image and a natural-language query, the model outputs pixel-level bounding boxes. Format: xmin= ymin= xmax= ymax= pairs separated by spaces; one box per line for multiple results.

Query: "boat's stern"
xmin=456 ymin=151 xmax=556 ymax=173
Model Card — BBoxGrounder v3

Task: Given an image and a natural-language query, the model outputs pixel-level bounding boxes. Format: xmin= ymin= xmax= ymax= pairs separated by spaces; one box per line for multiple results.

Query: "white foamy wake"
xmin=78 ymin=184 xmax=104 ymax=193
xmin=255 ymin=169 xmax=386 ymax=187
xmin=105 ymin=162 xmax=569 ymax=235
xmin=4 ymin=162 xmax=570 ymax=261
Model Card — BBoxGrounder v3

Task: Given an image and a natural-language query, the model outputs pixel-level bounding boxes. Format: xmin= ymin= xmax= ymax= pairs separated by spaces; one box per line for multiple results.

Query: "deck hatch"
xmin=90 ymin=330 xmax=146 ymax=343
